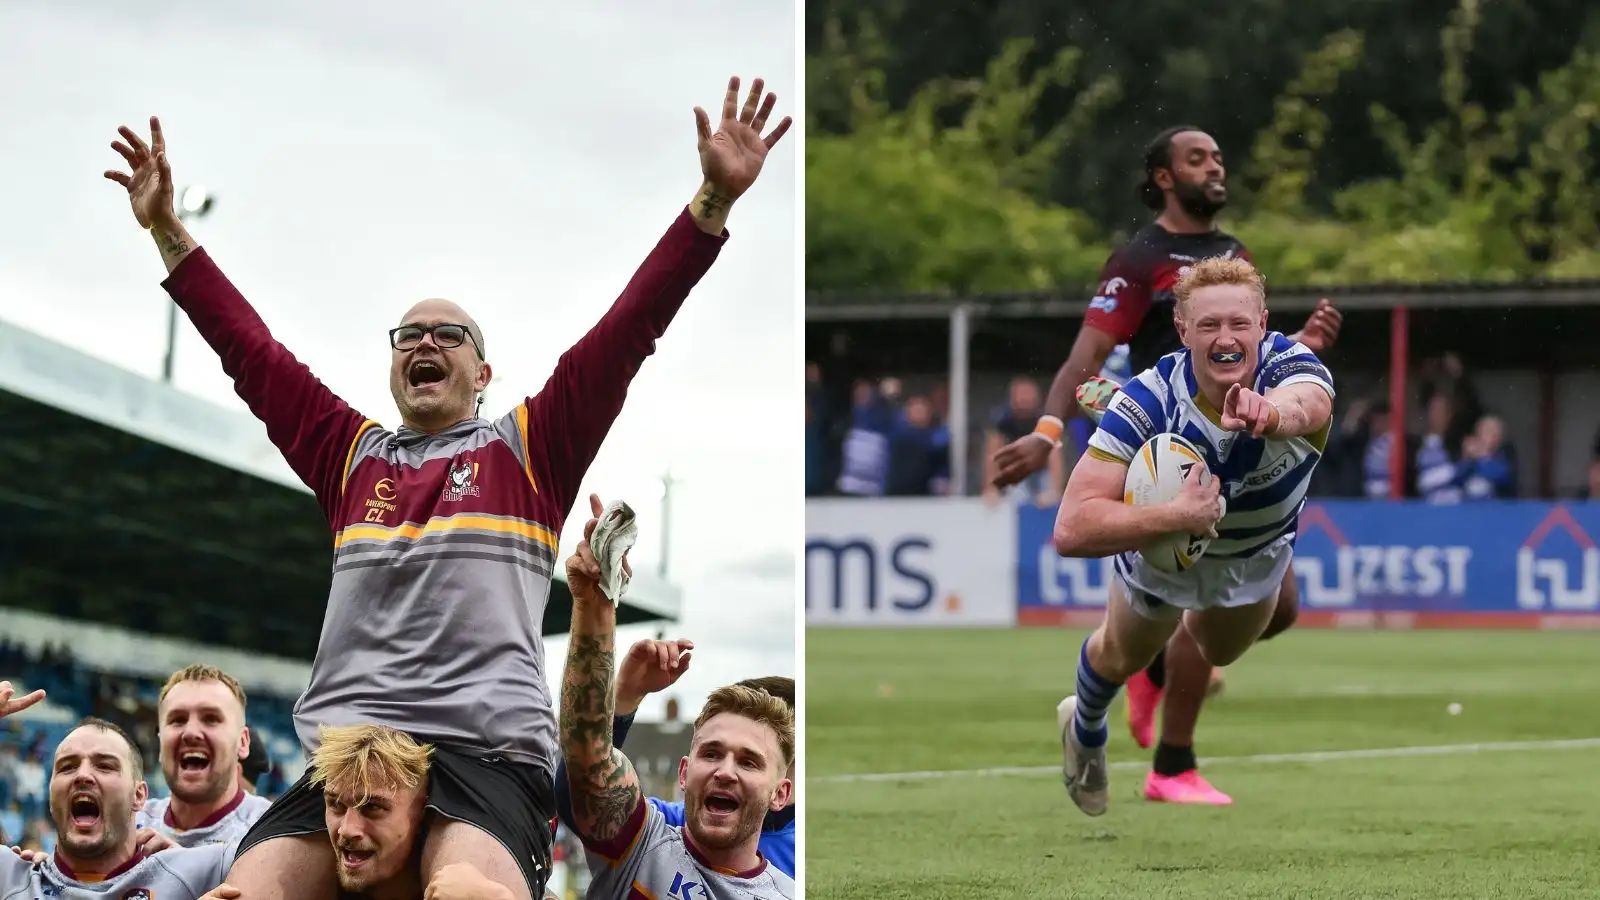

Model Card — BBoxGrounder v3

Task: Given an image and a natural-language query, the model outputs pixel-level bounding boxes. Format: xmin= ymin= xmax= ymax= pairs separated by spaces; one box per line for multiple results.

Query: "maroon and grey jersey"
xmin=135 ymin=790 xmax=271 ymax=848
xmin=161 ymin=209 xmax=726 ymax=778
xmin=0 ymin=845 xmax=233 ymax=899
xmin=582 ymin=801 xmax=795 ymax=900
xmin=1082 ymin=222 xmax=1251 ymax=372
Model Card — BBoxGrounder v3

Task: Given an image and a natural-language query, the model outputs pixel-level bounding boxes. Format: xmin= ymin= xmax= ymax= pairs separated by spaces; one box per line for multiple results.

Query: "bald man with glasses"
xmin=100 ymin=74 xmax=791 ymax=900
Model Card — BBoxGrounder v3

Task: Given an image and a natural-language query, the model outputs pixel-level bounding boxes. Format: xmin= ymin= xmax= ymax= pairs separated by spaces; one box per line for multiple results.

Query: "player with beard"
xmin=551 ymin=641 xmax=797 ymax=878
xmin=1054 ymin=256 xmax=1335 ymax=817
xmin=559 ymin=496 xmax=795 ymax=899
xmin=992 ymin=125 xmax=1343 ymax=806
xmin=136 ymin=666 xmax=272 ymax=847
xmin=0 ymin=717 xmax=234 ymax=899
xmin=101 ymin=74 xmax=790 ymax=900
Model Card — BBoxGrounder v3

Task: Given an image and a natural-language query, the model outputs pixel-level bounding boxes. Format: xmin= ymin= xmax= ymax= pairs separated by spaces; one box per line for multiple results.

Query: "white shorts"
xmin=1115 ymin=535 xmax=1294 ymax=620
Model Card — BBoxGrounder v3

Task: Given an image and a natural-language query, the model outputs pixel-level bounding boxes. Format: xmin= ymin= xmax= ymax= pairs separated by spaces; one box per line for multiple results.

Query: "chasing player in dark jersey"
xmin=992 ymin=125 xmax=1342 ymax=806
xmin=101 ymin=76 xmax=790 ymax=899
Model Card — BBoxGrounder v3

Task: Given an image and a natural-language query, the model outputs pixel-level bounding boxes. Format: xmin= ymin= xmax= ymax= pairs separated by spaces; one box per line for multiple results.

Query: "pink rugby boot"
xmin=1124 ymin=669 xmax=1161 ymax=750
xmin=1143 ymin=769 xmax=1234 ymax=805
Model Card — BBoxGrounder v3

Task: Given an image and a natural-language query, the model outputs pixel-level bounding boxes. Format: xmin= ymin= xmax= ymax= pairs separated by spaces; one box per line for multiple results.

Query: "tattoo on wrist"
xmin=156 ymin=229 xmax=189 ymax=256
xmin=696 ymin=190 xmax=734 ymax=220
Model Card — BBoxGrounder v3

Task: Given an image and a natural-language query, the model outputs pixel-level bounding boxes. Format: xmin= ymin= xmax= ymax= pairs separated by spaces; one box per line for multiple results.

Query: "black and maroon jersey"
xmin=1081 ymin=223 xmax=1251 ymax=372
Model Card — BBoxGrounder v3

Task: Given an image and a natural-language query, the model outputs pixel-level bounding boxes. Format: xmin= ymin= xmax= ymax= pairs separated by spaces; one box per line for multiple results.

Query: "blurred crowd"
xmin=807 ymin=351 xmax=1599 ymax=503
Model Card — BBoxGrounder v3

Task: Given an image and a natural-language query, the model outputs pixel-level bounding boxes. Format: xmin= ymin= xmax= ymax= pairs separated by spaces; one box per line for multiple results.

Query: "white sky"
xmin=0 ymin=0 xmax=798 ymax=721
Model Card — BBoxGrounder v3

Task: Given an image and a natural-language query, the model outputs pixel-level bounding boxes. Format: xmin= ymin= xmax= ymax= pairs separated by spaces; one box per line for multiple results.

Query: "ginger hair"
xmin=1173 ymin=256 xmax=1266 ymax=315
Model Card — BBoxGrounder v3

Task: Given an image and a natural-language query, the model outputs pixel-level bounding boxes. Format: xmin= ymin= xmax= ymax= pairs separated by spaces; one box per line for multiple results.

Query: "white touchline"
xmin=811 ymin=737 xmax=1600 ymax=785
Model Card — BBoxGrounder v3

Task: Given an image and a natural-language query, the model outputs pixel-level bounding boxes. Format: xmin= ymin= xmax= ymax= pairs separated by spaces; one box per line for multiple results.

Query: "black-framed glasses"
xmin=389 ymin=323 xmax=484 ymax=359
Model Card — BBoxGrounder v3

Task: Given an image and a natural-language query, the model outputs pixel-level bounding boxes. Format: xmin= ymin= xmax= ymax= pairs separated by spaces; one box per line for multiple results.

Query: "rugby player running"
xmin=1053 ymin=255 xmax=1336 ymax=817
xmin=101 ymin=75 xmax=790 ymax=900
xmin=992 ymin=126 xmax=1343 ymax=806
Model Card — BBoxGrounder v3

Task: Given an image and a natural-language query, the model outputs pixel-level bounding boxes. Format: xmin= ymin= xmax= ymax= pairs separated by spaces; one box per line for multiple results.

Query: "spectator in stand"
xmin=0 ymin=804 xmax=20 ymax=849
xmin=1573 ymin=427 xmax=1600 ymax=499
xmin=14 ymin=749 xmax=43 ymax=822
xmin=1312 ymin=396 xmax=1419 ymax=499
xmin=837 ymin=378 xmax=902 ymax=496
xmin=1416 ymin=392 xmax=1465 ymax=504
xmin=806 ymin=363 xmax=829 ymax=496
xmin=886 ymin=395 xmax=951 ymax=496
xmin=1420 ymin=352 xmax=1485 ymax=454
xmin=0 ymin=743 xmax=16 ymax=812
xmin=983 ymin=377 xmax=1062 ymax=507
xmin=1459 ymin=415 xmax=1517 ymax=499
xmin=1581 ymin=459 xmax=1600 ymax=500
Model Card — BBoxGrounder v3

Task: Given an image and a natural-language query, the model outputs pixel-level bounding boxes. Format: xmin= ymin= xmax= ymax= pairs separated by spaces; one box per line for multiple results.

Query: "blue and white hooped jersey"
xmin=1086 ymin=332 xmax=1335 ymax=560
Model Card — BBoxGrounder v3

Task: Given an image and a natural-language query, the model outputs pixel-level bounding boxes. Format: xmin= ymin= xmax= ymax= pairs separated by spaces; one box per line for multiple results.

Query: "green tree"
xmin=807 ymin=30 xmax=1121 ymax=291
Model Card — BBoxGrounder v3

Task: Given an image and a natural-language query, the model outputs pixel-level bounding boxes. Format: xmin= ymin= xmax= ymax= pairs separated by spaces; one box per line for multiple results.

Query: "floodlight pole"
xmin=163 ymin=191 xmax=215 ymax=383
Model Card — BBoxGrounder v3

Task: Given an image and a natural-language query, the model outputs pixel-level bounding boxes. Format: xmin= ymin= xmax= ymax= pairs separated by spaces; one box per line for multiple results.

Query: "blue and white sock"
xmin=1073 ymin=640 xmax=1123 ymax=748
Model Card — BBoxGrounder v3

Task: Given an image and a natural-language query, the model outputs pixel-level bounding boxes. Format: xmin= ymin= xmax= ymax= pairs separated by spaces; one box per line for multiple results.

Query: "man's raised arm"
xmin=559 ymin=496 xmax=646 ymax=850
xmin=104 ymin=117 xmax=370 ymax=523
xmin=520 ymin=76 xmax=792 ymax=518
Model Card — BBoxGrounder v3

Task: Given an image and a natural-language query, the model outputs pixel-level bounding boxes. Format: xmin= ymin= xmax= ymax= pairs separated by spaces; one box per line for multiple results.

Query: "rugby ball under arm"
xmin=1123 ymin=433 xmax=1218 ymax=573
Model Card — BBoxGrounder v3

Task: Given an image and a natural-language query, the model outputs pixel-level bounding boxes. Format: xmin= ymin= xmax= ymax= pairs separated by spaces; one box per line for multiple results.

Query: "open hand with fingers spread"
xmin=103 ymin=116 xmax=179 ymax=232
xmin=696 ymin=75 xmax=792 ymax=201
xmin=1220 ymin=383 xmax=1280 ymax=437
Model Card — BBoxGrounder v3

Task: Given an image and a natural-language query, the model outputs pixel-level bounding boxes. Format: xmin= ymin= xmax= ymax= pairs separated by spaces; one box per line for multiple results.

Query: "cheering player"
xmin=559 ymin=496 xmax=795 ymax=899
xmin=101 ymin=75 xmax=790 ymax=900
xmin=135 ymin=666 xmax=271 ymax=848
xmin=992 ymin=126 xmax=1342 ymax=806
xmin=0 ymin=714 xmax=235 ymax=899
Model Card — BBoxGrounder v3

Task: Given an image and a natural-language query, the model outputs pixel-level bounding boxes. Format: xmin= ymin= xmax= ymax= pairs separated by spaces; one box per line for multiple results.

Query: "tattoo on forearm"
xmin=571 ymin=750 xmax=642 ymax=841
xmin=559 ymin=632 xmax=642 ymax=839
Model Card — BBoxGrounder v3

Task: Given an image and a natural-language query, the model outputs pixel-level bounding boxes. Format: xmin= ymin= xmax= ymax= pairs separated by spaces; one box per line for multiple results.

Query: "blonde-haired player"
xmin=308 ymin=723 xmax=434 ymax=899
xmin=137 ymin=665 xmax=272 ymax=847
xmin=200 ymin=724 xmax=540 ymax=900
xmin=1053 ymin=256 xmax=1335 ymax=817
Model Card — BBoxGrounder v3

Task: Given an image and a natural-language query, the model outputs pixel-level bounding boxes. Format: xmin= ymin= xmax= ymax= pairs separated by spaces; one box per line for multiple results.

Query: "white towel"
xmin=589 ymin=499 xmax=638 ymax=604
